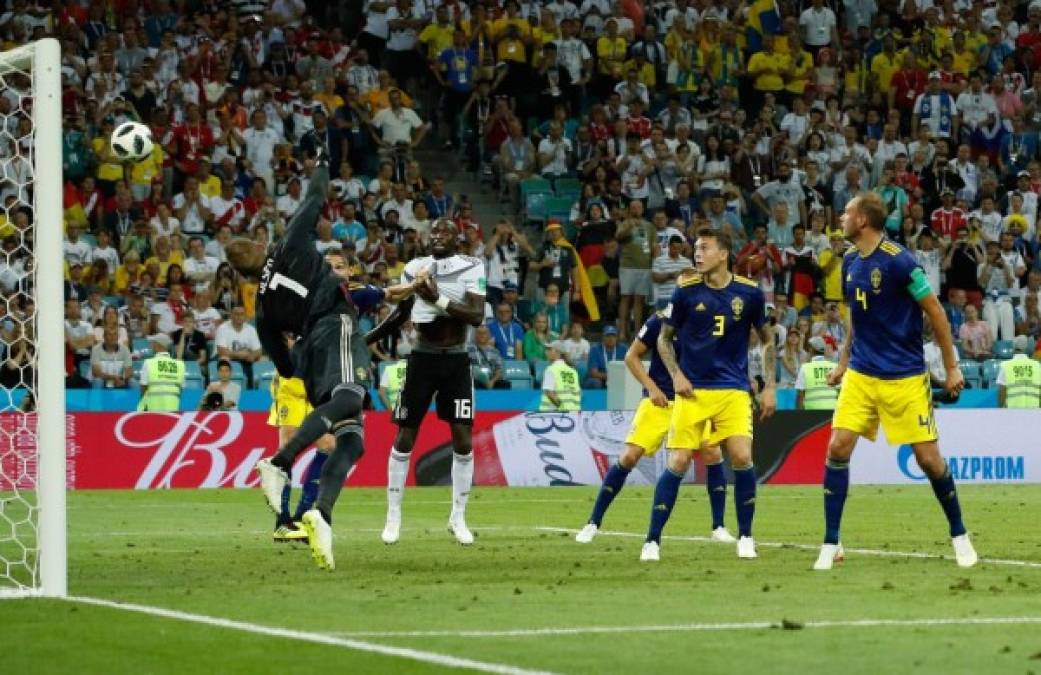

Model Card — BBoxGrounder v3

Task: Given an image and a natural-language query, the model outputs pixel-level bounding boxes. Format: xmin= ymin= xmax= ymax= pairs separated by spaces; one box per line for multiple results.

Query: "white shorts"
xmin=620 ymin=268 xmax=651 ymax=297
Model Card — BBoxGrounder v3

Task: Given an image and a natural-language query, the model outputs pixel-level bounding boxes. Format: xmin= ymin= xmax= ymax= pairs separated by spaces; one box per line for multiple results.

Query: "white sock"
xmin=451 ymin=452 xmax=474 ymax=519
xmin=387 ymin=448 xmax=410 ymax=513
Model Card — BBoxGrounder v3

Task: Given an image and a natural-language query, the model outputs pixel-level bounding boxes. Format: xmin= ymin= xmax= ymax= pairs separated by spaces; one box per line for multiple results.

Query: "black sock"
xmin=314 ymin=425 xmax=365 ymax=520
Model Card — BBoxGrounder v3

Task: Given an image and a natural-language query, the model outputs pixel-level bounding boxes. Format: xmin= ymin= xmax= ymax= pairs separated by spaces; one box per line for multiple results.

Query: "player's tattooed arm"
xmin=657 ymin=323 xmax=680 ymax=376
xmin=658 ymin=323 xmax=694 ymax=397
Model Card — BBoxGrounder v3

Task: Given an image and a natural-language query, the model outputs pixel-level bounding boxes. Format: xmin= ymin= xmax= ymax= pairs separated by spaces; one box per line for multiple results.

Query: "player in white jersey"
xmin=370 ymin=219 xmax=487 ymax=545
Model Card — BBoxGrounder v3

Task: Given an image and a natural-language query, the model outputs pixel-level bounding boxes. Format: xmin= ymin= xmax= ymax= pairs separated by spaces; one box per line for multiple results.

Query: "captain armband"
xmin=906 ymin=267 xmax=932 ymax=301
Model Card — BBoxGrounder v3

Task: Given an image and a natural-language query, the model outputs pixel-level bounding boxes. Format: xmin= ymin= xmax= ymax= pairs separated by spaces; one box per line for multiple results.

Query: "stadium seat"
xmin=993 ymin=340 xmax=1014 ymax=359
xmin=574 ymin=359 xmax=588 ymax=383
xmin=959 ymin=361 xmax=982 ymax=389
xmin=543 ymin=196 xmax=573 ymax=225
xmin=183 ymin=375 xmax=204 ymax=390
xmin=524 ymin=191 xmax=552 ymax=226
xmin=79 ymin=233 xmax=97 ymax=248
xmin=78 ymin=361 xmax=91 ymax=379
xmin=981 ymin=359 xmax=1002 ymax=388
xmin=504 ymin=360 xmax=532 ymax=389
xmin=553 ymin=177 xmax=581 ymax=196
xmin=131 ymin=338 xmax=151 ymax=358
xmin=252 ymin=360 xmax=276 ymax=389
xmin=505 ymin=359 xmax=533 ymax=389
xmin=103 ymin=295 xmax=124 ymax=308
xmin=533 ymin=359 xmax=549 ymax=386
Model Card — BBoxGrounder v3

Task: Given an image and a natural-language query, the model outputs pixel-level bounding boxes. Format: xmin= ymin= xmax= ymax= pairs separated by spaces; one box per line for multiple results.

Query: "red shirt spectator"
xmin=890 ymin=66 xmax=927 ymax=112
xmin=172 ymin=105 xmax=214 ymax=179
xmin=930 ymin=206 xmax=966 ymax=239
xmin=626 ymin=114 xmax=652 ymax=139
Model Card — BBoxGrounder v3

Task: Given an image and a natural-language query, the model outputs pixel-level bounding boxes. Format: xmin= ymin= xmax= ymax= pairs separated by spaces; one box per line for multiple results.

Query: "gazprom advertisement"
xmin=850 ymin=410 xmax=1039 ymax=484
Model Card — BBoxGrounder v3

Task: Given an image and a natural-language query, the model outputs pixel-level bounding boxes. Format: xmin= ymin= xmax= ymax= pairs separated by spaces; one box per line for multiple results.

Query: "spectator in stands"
xmin=215 ymin=305 xmax=262 ymax=388
xmin=488 ymin=302 xmax=525 ymax=360
xmin=651 ymin=234 xmax=691 ymax=310
xmin=560 ymin=321 xmax=591 ymax=365
xmin=470 ymin=325 xmax=510 ymax=390
xmin=779 ymin=328 xmax=805 ymax=389
xmin=584 ymin=325 xmax=625 ymax=389
xmin=201 ymin=359 xmax=240 ymax=410
xmin=92 ymin=305 xmax=128 ymax=348
xmin=64 ymin=298 xmax=94 ymax=369
xmin=370 ymin=88 xmax=430 ymax=160
xmin=979 ymin=240 xmax=1017 ymax=341
xmin=498 ymin=119 xmax=537 ymax=212
xmin=615 ymin=201 xmax=655 ymax=340
xmin=90 ymin=325 xmax=133 ymax=389
xmin=523 ymin=312 xmax=557 ymax=363
xmin=170 ymin=312 xmax=208 ymax=375
xmin=530 ymin=222 xmax=577 ymax=303
xmin=959 ymin=304 xmax=993 ymax=361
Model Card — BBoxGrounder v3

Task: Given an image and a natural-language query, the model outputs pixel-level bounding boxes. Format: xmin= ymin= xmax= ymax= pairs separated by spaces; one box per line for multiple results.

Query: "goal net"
xmin=0 ymin=39 xmax=66 ymax=598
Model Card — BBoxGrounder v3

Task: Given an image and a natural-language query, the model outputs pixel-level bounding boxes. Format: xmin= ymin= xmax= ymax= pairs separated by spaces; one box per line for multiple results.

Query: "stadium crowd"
xmin=0 ymin=0 xmax=1037 ymax=402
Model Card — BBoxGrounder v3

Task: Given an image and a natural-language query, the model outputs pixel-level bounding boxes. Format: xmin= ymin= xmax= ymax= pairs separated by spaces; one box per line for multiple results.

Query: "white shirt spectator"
xmin=972 ymin=208 xmax=1005 ymax=242
xmin=755 ymin=179 xmax=804 ymax=227
xmin=554 ymin=37 xmax=591 ymax=83
xmin=618 ymin=151 xmax=650 ymax=199
xmin=65 ymin=317 xmax=94 ymax=356
xmin=0 ymin=258 xmax=26 ymax=293
xmin=210 ymin=195 xmax=247 ymax=230
xmin=560 ymin=336 xmax=590 ymax=363
xmin=538 ymin=137 xmax=573 ymax=176
xmin=288 ymin=98 xmax=326 ymax=143
xmin=371 ymin=106 xmax=424 ymax=145
xmin=386 ymin=3 xmax=423 ymax=50
xmin=243 ymin=125 xmax=281 ymax=174
xmin=381 ymin=198 xmax=416 ymax=228
xmin=345 ymin=63 xmax=380 ymax=95
xmin=362 ymin=0 xmax=390 ymax=39
xmin=150 ymin=301 xmax=180 ymax=334
xmin=276 ymin=193 xmax=301 ymax=220
xmin=92 ymin=244 xmax=121 ymax=274
xmin=651 ymin=252 xmax=692 ymax=303
xmin=150 ymin=214 xmax=181 ymax=239
xmin=215 ymin=321 xmax=262 ymax=355
xmin=914 ymin=248 xmax=943 ymax=295
xmin=799 ymin=5 xmax=837 ymax=47
xmin=64 ymin=237 xmax=93 ymax=266
xmin=171 ymin=192 xmax=212 ymax=234
xmin=184 ymin=255 xmax=220 ymax=294
xmin=193 ymin=306 xmax=223 ymax=339
xmin=923 ymin=339 xmax=946 ymax=385
xmin=956 ymin=89 xmax=998 ymax=129
xmin=780 ymin=112 xmax=810 ymax=146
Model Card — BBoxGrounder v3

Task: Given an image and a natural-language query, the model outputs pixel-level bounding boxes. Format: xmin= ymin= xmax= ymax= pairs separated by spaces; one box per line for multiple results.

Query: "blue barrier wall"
xmin=64 ymin=387 xmax=995 ymax=412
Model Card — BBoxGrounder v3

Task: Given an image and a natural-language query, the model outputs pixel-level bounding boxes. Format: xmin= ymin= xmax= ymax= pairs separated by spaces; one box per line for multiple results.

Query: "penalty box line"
xmin=331 ymin=616 xmax=1041 ymax=639
xmin=536 ymin=526 xmax=1041 ymax=569
xmin=57 ymin=595 xmax=558 ymax=675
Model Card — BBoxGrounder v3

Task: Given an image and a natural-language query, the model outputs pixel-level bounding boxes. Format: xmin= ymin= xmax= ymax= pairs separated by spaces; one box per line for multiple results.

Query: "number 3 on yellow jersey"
xmin=713 ymin=315 xmax=725 ymax=335
xmin=855 ymin=287 xmax=868 ymax=311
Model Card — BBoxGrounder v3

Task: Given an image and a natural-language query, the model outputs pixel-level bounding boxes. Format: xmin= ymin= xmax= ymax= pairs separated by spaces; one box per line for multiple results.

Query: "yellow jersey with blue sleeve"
xmin=663 ymin=274 xmax=765 ymax=449
xmin=267 ymin=375 xmax=313 ymax=428
xmin=833 ymin=238 xmax=937 ymax=445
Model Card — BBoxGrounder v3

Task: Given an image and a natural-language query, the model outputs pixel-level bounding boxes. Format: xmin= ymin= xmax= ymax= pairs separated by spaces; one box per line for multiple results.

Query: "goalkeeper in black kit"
xmin=227 ymin=151 xmax=421 ymax=570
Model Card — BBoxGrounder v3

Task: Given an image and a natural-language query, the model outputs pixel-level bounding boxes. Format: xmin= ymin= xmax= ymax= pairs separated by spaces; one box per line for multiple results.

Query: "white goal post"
xmin=0 ymin=38 xmax=66 ymax=598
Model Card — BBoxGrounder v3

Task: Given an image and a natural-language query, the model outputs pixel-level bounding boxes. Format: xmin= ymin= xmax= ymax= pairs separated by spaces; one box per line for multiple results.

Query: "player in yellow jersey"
xmin=642 ymin=228 xmax=776 ymax=562
xmin=575 ymin=272 xmax=737 ymax=545
xmin=814 ymin=193 xmax=976 ymax=570
xmin=268 ymin=371 xmax=335 ymax=542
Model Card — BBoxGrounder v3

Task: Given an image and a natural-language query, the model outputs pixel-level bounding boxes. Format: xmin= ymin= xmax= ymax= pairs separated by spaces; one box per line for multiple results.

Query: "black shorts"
xmin=293 ymin=313 xmax=372 ymax=406
xmin=393 ymin=351 xmax=474 ymax=428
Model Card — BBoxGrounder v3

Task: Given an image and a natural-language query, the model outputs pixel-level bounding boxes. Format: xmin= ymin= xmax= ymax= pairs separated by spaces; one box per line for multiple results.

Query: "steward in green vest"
xmin=138 ymin=335 xmax=185 ymax=412
xmin=380 ymin=359 xmax=408 ymax=411
xmin=998 ymin=347 xmax=1041 ymax=409
xmin=796 ymin=336 xmax=838 ymax=410
xmin=540 ymin=341 xmax=581 ymax=411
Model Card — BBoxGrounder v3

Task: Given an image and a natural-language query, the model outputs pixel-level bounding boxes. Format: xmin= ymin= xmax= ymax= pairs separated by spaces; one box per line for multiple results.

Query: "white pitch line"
xmin=536 ymin=526 xmax=1041 ymax=569
xmin=331 ymin=616 xmax=1041 ymax=639
xmin=61 ymin=595 xmax=557 ymax=675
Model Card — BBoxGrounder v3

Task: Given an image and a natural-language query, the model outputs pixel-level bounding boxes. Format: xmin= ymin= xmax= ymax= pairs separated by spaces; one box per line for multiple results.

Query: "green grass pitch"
xmin=3 ymin=485 xmax=1041 ymax=674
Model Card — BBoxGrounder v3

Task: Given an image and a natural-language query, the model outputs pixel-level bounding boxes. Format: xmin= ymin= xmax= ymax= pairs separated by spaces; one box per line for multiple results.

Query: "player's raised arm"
xmin=625 ymin=338 xmax=667 ymax=407
xmin=283 ymin=160 xmax=331 ymax=251
xmin=257 ymin=322 xmax=295 ymax=378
